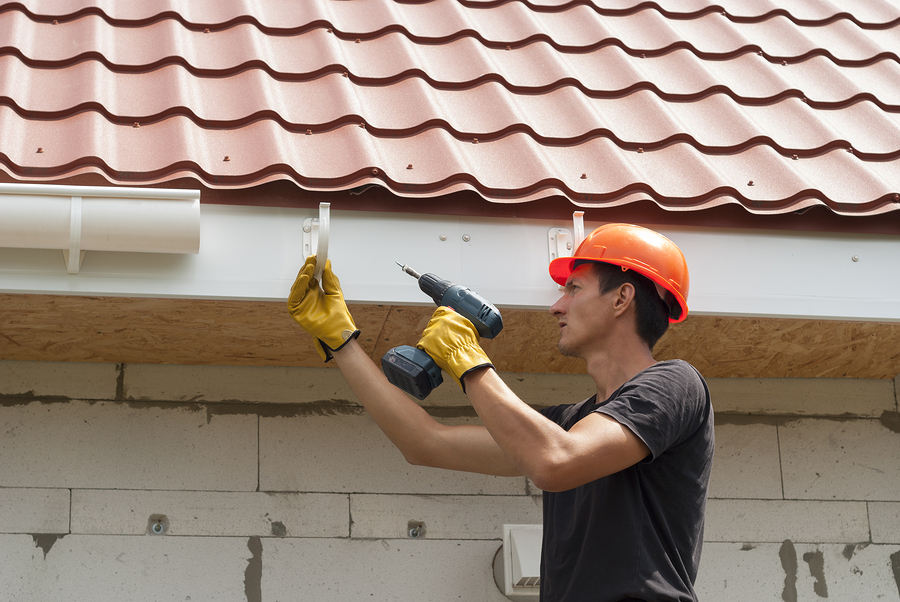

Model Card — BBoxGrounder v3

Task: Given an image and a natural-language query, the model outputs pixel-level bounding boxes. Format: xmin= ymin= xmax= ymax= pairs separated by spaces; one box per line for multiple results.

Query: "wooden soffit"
xmin=1 ymin=293 xmax=898 ymax=380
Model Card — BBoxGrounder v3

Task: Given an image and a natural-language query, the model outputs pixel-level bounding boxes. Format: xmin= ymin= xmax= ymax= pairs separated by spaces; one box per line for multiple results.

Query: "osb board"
xmin=1 ymin=293 xmax=899 ymax=379
xmin=0 ymin=293 xmax=388 ymax=367
xmin=658 ymin=315 xmax=900 ymax=379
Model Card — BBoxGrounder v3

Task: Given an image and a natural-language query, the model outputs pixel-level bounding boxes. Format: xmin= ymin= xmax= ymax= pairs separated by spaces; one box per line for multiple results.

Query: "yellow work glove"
xmin=417 ymin=307 xmax=494 ymax=392
xmin=287 ymin=256 xmax=360 ymax=362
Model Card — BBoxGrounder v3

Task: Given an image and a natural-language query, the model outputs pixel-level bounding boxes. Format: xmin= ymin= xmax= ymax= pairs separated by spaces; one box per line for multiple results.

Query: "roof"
xmin=1 ymin=0 xmax=899 ymax=218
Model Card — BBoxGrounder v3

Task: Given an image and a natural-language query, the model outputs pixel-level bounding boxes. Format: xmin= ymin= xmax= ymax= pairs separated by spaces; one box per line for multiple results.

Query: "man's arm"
xmin=286 ymin=257 xmax=520 ymax=478
xmin=417 ymin=308 xmax=651 ymax=492
xmin=332 ymin=339 xmax=522 ymax=477
xmin=464 ymin=368 xmax=650 ymax=492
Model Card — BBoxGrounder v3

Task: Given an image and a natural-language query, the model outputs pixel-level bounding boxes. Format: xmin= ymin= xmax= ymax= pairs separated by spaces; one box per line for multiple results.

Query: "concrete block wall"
xmin=1 ymin=360 xmax=899 ymax=601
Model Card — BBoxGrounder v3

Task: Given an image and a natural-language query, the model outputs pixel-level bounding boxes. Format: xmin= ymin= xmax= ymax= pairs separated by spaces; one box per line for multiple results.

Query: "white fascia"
xmin=0 ymin=198 xmax=898 ymax=322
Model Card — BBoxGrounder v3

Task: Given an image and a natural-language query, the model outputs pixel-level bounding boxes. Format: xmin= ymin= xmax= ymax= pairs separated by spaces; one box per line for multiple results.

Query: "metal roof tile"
xmin=1 ymin=0 xmax=898 ymax=218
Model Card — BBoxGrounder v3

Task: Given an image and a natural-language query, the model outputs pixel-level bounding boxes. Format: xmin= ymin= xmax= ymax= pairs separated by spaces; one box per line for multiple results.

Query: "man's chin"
xmin=557 ymin=342 xmax=577 ymax=358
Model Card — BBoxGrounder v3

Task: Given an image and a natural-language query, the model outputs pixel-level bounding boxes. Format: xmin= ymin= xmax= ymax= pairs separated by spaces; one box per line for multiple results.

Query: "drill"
xmin=381 ymin=263 xmax=503 ymax=400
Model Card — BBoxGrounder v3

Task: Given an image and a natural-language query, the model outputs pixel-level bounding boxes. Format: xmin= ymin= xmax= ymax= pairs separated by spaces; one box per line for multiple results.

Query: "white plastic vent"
xmin=492 ymin=524 xmax=542 ymax=601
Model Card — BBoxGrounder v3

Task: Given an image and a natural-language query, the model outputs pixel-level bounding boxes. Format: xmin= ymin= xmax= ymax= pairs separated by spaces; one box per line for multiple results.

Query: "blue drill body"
xmin=381 ymin=264 xmax=503 ymax=400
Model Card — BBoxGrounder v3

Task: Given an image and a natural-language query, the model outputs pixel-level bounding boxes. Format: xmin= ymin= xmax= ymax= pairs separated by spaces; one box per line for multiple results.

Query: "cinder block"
xmin=262 ymin=538 xmax=510 ymax=602
xmin=780 ymin=417 xmax=900 ymax=501
xmin=869 ymin=502 xmax=900 ymax=543
xmin=0 ymin=489 xmax=70 ymax=534
xmin=0 ymin=534 xmax=251 ymax=602
xmin=694 ymin=542 xmax=783 ymax=601
xmin=260 ymin=413 xmax=526 ymax=495
xmin=0 ymin=360 xmax=118 ymax=400
xmin=709 ymin=419 xmax=783 ymax=499
xmin=71 ymin=490 xmax=348 ymax=538
xmin=122 ymin=363 xmax=594 ymax=408
xmin=123 ymin=363 xmax=357 ymax=404
xmin=696 ymin=543 xmax=900 ymax=602
xmin=707 ymin=377 xmax=895 ymax=416
xmin=0 ymin=400 xmax=257 ymax=491
xmin=350 ymin=494 xmax=542 ymax=540
xmin=704 ymin=499 xmax=869 ymax=543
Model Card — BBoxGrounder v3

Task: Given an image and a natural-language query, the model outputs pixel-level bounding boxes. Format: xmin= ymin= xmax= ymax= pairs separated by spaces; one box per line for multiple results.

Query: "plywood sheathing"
xmin=1 ymin=293 xmax=898 ymax=380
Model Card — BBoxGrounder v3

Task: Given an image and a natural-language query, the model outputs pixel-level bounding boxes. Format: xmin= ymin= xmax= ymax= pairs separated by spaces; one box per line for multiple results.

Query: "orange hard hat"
xmin=549 ymin=223 xmax=690 ymax=323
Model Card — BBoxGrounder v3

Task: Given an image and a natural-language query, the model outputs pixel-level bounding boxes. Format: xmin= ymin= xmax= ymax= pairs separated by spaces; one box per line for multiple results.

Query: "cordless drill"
xmin=381 ymin=263 xmax=503 ymax=400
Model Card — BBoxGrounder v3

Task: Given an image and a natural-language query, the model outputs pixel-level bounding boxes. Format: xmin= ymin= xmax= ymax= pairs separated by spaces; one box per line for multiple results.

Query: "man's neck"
xmin=585 ymin=343 xmax=657 ymax=401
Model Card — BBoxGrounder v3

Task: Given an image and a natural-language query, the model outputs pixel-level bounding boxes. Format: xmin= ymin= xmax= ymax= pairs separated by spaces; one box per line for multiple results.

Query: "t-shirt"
xmin=538 ymin=360 xmax=714 ymax=602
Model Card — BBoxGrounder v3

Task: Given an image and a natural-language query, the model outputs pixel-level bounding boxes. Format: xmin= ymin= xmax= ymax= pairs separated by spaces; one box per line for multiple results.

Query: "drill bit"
xmin=396 ymin=262 xmax=422 ymax=280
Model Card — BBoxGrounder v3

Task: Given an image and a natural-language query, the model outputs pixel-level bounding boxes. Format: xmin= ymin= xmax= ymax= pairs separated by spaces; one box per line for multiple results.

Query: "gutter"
xmin=0 ymin=184 xmax=898 ymax=322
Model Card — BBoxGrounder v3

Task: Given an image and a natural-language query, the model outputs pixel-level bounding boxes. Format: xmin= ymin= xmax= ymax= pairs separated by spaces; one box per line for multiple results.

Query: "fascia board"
xmin=0 ymin=204 xmax=897 ymax=322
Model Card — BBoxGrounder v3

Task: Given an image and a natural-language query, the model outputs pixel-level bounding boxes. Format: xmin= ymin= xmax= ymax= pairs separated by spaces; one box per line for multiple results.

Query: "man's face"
xmin=549 ymin=263 xmax=613 ymax=358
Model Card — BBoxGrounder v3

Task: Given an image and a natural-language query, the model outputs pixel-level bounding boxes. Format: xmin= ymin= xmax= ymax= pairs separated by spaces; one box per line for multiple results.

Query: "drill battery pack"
xmin=381 ymin=345 xmax=443 ymax=401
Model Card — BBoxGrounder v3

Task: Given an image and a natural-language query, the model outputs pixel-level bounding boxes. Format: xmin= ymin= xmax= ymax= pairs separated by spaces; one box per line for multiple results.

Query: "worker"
xmin=288 ymin=223 xmax=714 ymax=602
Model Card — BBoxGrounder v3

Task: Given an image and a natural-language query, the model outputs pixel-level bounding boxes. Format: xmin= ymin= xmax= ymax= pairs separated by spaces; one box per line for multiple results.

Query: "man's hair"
xmin=589 ymin=261 xmax=670 ymax=350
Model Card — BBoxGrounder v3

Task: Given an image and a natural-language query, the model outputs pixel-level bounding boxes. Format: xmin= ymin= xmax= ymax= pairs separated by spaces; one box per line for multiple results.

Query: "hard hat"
xmin=549 ymin=223 xmax=690 ymax=323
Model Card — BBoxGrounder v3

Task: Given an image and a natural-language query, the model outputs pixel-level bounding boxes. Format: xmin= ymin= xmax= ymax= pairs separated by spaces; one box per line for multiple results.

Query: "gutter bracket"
xmin=302 ymin=202 xmax=331 ymax=281
xmin=548 ymin=212 xmax=585 ymax=288
xmin=62 ymin=196 xmax=86 ymax=274
xmin=547 ymin=211 xmax=585 ymax=263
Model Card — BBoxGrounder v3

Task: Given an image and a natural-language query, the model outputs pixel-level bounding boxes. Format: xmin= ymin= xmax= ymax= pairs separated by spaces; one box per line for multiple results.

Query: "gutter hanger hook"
xmin=302 ymin=202 xmax=331 ymax=281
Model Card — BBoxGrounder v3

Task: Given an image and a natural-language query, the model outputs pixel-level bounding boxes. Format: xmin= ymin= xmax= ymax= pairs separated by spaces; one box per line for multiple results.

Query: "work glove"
xmin=417 ymin=306 xmax=494 ymax=392
xmin=287 ymin=256 xmax=360 ymax=362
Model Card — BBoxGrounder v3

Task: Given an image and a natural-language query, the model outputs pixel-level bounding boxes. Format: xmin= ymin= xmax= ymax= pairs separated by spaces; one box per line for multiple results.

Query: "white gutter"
xmin=0 ymin=183 xmax=200 ymax=274
xmin=0 ymin=184 xmax=898 ymax=322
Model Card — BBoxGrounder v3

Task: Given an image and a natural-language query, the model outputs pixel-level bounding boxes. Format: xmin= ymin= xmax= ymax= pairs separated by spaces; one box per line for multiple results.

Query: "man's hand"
xmin=287 ymin=256 xmax=360 ymax=361
xmin=417 ymin=307 xmax=493 ymax=391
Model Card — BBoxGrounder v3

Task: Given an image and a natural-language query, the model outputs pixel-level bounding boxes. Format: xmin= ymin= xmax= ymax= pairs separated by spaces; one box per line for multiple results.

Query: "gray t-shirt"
xmin=538 ymin=360 xmax=714 ymax=602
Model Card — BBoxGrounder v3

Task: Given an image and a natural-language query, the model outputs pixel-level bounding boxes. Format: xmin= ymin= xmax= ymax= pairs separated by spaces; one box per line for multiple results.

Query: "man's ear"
xmin=612 ymin=283 xmax=636 ymax=315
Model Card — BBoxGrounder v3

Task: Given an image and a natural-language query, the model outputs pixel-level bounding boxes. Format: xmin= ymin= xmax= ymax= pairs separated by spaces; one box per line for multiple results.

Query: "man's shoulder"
xmin=634 ymin=359 xmax=707 ymax=393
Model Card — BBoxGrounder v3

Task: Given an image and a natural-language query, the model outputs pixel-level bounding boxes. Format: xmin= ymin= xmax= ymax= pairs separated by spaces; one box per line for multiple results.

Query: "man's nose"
xmin=549 ymin=297 xmax=565 ymax=316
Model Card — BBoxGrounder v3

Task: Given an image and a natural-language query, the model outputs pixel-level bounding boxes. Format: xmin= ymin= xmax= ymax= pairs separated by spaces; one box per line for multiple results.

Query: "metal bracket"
xmin=548 ymin=212 xmax=585 ymax=288
xmin=62 ymin=196 xmax=86 ymax=274
xmin=547 ymin=211 xmax=585 ymax=263
xmin=302 ymin=202 xmax=331 ymax=280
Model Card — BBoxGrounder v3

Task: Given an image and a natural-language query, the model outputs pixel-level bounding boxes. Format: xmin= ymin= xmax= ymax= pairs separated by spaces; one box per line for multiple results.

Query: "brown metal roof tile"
xmin=1 ymin=0 xmax=899 ymax=218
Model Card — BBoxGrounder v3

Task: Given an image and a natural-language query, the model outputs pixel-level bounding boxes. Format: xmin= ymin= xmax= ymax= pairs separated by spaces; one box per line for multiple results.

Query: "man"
xmin=288 ymin=223 xmax=714 ymax=602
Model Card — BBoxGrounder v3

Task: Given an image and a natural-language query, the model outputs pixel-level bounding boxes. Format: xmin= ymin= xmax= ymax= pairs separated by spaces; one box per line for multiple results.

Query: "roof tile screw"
xmin=372 ymin=168 xmax=379 ymax=175
xmin=473 ymin=138 xmax=479 ymax=144
xmin=224 ymin=155 xmax=230 ymax=161
xmin=894 ymin=194 xmax=900 ymax=202
xmin=757 ymin=51 xmax=763 ymax=56
xmin=204 ymin=28 xmax=210 ymax=33
xmin=342 ymin=72 xmax=348 ymax=78
xmin=133 ymin=122 xmax=140 ymax=128
xmin=748 ymin=180 xmax=754 ymax=186
xmin=359 ymin=123 xmax=365 ymax=128
xmin=791 ymin=154 xmax=798 ymax=160
xmin=581 ymin=173 xmax=587 ymax=179
xmin=52 ymin=20 xmax=58 ymax=25
xmin=306 ymin=129 xmax=312 ymax=135
xmin=407 ymin=164 xmax=413 ymax=169
xmin=640 ymin=53 xmax=646 ymax=58
xmin=506 ymin=45 xmax=511 ymax=51
xmin=637 ymin=148 xmax=644 ymax=153
xmin=36 ymin=147 xmax=43 ymax=153
xmin=847 ymin=148 xmax=853 ymax=153
xmin=327 ymin=28 xmax=333 ymax=34
xmin=355 ymin=38 xmax=361 ymax=43
xmin=782 ymin=60 xmax=787 ymax=66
